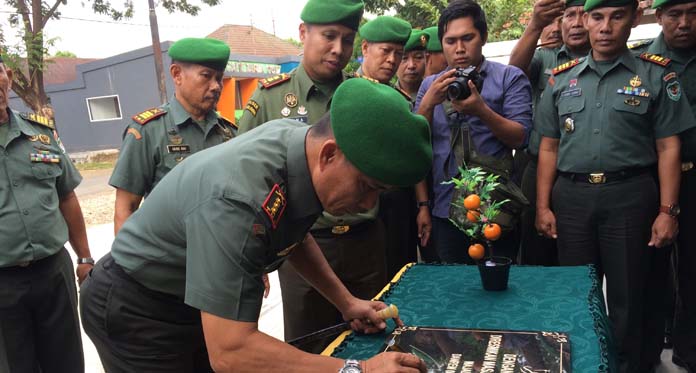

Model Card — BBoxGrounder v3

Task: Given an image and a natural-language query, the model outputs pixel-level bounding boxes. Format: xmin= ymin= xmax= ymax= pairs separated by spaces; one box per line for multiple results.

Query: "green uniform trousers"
xmin=519 ymin=158 xmax=558 ymax=266
xmin=278 ymin=219 xmax=387 ymax=353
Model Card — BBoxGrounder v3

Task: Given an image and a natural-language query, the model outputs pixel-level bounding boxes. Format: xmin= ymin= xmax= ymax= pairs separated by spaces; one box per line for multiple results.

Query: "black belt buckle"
xmin=588 ymin=173 xmax=606 ymax=184
xmin=331 ymin=225 xmax=350 ymax=235
xmin=17 ymin=261 xmax=31 ymax=267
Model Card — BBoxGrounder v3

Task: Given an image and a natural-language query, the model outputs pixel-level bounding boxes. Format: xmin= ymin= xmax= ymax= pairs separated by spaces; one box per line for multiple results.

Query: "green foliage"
xmin=284 ymin=38 xmax=303 ymax=48
xmin=53 ymin=50 xmax=76 ymax=58
xmin=444 ymin=166 xmax=509 ymax=239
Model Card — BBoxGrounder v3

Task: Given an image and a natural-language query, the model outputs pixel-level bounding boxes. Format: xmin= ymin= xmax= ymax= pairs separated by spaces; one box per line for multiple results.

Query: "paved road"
xmin=75 ymin=168 xmax=113 ymax=198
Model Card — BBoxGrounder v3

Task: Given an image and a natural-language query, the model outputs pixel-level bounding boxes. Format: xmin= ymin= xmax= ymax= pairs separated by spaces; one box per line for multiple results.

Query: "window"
xmin=86 ymin=95 xmax=122 ymax=122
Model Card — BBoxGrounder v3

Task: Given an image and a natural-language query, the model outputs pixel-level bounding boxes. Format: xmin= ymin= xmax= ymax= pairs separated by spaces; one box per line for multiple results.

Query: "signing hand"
xmin=365 ymin=352 xmax=428 ymax=373
xmin=343 ymin=300 xmax=404 ymax=334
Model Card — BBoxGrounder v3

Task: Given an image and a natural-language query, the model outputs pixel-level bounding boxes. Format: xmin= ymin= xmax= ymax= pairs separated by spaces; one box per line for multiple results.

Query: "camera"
xmin=447 ymin=66 xmax=484 ymax=101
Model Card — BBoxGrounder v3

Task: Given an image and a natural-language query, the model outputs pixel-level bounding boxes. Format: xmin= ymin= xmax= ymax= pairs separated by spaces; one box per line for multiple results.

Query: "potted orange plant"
xmin=445 ymin=166 xmax=512 ymax=291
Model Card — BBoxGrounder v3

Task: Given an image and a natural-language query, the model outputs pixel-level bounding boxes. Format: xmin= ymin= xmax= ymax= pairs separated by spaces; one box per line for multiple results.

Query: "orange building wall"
xmin=217 ymin=77 xmax=237 ymax=121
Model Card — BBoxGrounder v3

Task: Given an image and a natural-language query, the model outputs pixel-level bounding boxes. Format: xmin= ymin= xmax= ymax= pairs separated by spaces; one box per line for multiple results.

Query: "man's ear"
xmin=655 ymin=8 xmax=664 ymax=25
xmin=299 ymin=23 xmax=308 ymax=43
xmin=5 ymin=67 xmax=12 ymax=89
xmin=170 ymin=64 xmax=183 ymax=85
xmin=361 ymin=40 xmax=370 ymax=57
xmin=318 ymin=140 xmax=340 ymax=172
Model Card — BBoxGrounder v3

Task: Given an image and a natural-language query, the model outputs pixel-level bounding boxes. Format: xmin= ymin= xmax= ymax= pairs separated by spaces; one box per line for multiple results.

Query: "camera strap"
xmin=443 ymin=100 xmax=472 ymax=179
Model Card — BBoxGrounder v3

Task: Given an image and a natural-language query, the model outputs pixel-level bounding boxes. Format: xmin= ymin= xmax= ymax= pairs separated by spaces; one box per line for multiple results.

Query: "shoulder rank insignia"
xmin=628 ymin=39 xmax=653 ymax=50
xmin=20 ymin=112 xmax=55 ymax=129
xmin=132 ymin=108 xmax=166 ymax=125
xmin=262 ymin=184 xmax=287 ymax=229
xmin=639 ymin=52 xmax=671 ymax=67
xmin=260 ymin=74 xmax=291 ymax=89
xmin=552 ymin=58 xmax=583 ymax=75
xmin=353 ymin=73 xmax=380 ymax=84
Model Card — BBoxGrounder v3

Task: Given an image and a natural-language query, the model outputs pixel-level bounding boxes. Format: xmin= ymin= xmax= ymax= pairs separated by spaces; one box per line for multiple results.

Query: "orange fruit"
xmin=463 ymin=194 xmax=481 ymax=210
xmin=483 ymin=223 xmax=502 ymax=241
xmin=466 ymin=210 xmax=480 ymax=223
xmin=468 ymin=243 xmax=485 ymax=260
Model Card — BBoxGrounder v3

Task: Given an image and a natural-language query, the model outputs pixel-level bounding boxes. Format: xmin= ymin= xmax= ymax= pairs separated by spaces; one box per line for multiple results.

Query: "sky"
xmin=0 ymin=0 xmax=311 ymax=58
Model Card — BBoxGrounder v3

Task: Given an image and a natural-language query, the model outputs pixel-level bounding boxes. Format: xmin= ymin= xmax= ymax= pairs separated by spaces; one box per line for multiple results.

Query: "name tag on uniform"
xmin=167 ymin=145 xmax=191 ymax=154
xmin=560 ymin=88 xmax=582 ymax=97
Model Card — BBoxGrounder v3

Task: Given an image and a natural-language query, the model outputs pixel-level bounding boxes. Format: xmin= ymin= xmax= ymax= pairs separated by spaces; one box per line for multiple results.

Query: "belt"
xmin=310 ymin=220 xmax=374 ymax=237
xmin=0 ymin=250 xmax=60 ymax=272
xmin=558 ymin=167 xmax=652 ymax=184
xmin=683 ymin=161 xmax=694 ymax=173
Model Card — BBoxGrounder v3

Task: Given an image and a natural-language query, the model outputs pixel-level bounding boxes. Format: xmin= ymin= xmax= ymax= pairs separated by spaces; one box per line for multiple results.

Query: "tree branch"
xmin=15 ymin=0 xmax=33 ymax=33
xmin=42 ymin=0 xmax=64 ymax=29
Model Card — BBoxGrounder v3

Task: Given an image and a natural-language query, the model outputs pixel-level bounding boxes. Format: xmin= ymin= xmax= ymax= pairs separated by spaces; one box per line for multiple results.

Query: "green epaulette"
xmin=20 ymin=112 xmax=55 ymax=129
xmin=132 ymin=107 xmax=167 ymax=125
xmin=260 ymin=74 xmax=291 ymax=89
xmin=552 ymin=58 xmax=584 ymax=75
xmin=628 ymin=39 xmax=653 ymax=50
xmin=352 ymin=73 xmax=380 ymax=84
xmin=639 ymin=52 xmax=671 ymax=67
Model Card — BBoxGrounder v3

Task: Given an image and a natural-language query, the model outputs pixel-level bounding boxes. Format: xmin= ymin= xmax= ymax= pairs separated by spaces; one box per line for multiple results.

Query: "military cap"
xmin=301 ymin=0 xmax=365 ymax=31
xmin=565 ymin=0 xmax=586 ymax=7
xmin=168 ymin=38 xmax=230 ymax=72
xmin=359 ymin=16 xmax=412 ymax=44
xmin=585 ymin=0 xmax=636 ymax=11
xmin=652 ymin=0 xmax=695 ymax=8
xmin=404 ymin=29 xmax=430 ymax=52
xmin=331 ymin=78 xmax=432 ymax=187
xmin=423 ymin=26 xmax=443 ymax=52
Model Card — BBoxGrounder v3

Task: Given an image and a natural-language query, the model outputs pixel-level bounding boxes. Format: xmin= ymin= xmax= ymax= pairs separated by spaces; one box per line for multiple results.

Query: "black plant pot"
xmin=477 ymin=256 xmax=512 ymax=291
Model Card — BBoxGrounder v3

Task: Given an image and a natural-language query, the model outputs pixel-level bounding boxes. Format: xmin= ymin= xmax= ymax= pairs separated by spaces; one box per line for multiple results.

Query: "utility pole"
xmin=148 ymin=0 xmax=168 ymax=105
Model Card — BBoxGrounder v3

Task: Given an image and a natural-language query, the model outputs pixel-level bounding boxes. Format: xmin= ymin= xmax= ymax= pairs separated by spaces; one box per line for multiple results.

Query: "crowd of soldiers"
xmin=0 ymin=0 xmax=694 ymax=372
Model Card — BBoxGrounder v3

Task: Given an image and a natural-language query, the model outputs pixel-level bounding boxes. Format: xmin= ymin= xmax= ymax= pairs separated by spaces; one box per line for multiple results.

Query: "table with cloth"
xmin=322 ymin=264 xmax=616 ymax=372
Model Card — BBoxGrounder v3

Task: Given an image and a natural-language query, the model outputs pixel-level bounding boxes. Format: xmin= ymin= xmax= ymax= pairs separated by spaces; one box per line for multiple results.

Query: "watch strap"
xmin=77 ymin=257 xmax=95 ymax=265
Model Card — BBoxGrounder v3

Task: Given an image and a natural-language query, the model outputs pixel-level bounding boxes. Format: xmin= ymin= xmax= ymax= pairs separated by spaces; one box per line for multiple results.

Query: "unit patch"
xmin=284 ymin=93 xmax=298 ymax=108
xmin=667 ymin=81 xmax=682 ymax=101
xmin=127 ymin=128 xmax=142 ymax=140
xmin=639 ymin=52 xmax=671 ymax=67
xmin=245 ymin=100 xmax=260 ymax=117
xmin=20 ymin=113 xmax=55 ymax=129
xmin=132 ymin=108 xmax=166 ymax=125
xmin=260 ymin=74 xmax=291 ymax=89
xmin=262 ymin=184 xmax=287 ymax=229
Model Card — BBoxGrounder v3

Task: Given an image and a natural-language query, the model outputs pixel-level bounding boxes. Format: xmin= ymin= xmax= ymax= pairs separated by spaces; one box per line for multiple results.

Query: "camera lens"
xmin=447 ymin=80 xmax=471 ymax=101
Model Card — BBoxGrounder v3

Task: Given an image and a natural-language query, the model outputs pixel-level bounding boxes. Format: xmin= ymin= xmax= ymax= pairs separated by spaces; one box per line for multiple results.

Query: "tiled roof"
xmin=43 ymin=57 xmax=97 ymax=85
xmin=207 ymin=24 xmax=302 ymax=57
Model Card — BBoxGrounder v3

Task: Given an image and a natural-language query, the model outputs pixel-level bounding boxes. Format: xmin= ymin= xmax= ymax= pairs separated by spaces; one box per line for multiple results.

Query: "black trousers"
xmin=552 ymin=173 xmax=667 ymax=373
xmin=80 ymin=254 xmax=212 ymax=373
xmin=673 ymin=167 xmax=696 ymax=371
xmin=279 ymin=219 xmax=387 ymax=352
xmin=519 ymin=159 xmax=558 ymax=265
xmin=0 ymin=248 xmax=83 ymax=373
xmin=379 ymin=187 xmax=418 ymax=278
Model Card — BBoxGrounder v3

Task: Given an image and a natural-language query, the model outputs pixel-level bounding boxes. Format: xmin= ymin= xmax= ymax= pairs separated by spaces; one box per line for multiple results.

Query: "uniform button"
xmin=22 ymin=209 xmax=29 ymax=215
xmin=596 ymin=103 xmax=602 ymax=108
xmin=593 ymin=129 xmax=600 ymax=134
xmin=12 ymin=180 xmax=18 ymax=186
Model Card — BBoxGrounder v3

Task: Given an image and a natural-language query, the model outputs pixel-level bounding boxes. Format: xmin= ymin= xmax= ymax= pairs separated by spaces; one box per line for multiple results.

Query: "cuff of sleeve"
xmin=185 ymin=288 xmax=262 ymax=322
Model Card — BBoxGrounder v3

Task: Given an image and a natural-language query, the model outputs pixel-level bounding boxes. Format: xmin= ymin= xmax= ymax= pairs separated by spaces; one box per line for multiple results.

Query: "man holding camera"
xmin=415 ymin=0 xmax=533 ymax=263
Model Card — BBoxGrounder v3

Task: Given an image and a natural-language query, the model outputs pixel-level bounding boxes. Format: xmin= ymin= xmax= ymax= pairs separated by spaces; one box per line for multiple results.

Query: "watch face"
xmin=341 ymin=367 xmax=361 ymax=373
xmin=672 ymin=205 xmax=681 ymax=216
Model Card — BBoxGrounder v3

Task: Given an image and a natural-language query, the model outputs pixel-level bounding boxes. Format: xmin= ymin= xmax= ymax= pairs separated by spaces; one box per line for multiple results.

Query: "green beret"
xmin=301 ymin=0 xmax=365 ymax=31
xmin=652 ymin=0 xmax=695 ymax=8
xmin=424 ymin=26 xmax=443 ymax=52
xmin=359 ymin=16 xmax=412 ymax=44
xmin=404 ymin=29 xmax=430 ymax=52
xmin=331 ymin=78 xmax=432 ymax=187
xmin=168 ymin=38 xmax=230 ymax=72
xmin=565 ymin=0 xmax=586 ymax=7
xmin=585 ymin=0 xmax=636 ymax=11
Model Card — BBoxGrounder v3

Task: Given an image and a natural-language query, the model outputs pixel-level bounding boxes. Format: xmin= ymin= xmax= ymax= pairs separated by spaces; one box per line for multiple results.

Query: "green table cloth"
xmin=324 ymin=264 xmax=616 ymax=372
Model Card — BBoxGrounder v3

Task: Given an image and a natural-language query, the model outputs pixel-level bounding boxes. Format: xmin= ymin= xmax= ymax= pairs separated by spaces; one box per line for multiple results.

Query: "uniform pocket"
xmin=612 ymin=97 xmax=649 ymax=115
xmin=558 ymin=96 xmax=585 ymax=117
xmin=31 ymin=163 xmax=62 ymax=180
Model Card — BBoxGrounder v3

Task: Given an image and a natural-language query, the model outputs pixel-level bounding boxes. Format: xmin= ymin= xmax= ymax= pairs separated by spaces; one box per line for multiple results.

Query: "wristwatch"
xmin=76 ymin=257 xmax=95 ymax=265
xmin=338 ymin=359 xmax=362 ymax=373
xmin=417 ymin=200 xmax=431 ymax=209
xmin=659 ymin=204 xmax=680 ymax=218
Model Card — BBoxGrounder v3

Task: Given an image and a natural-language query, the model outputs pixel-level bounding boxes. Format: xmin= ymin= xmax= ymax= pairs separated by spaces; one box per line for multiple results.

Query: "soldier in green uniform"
xmin=534 ymin=0 xmax=696 ymax=370
xmin=631 ymin=0 xmax=696 ymax=368
xmin=423 ymin=26 xmax=448 ymax=77
xmin=355 ymin=16 xmax=411 ymax=85
xmin=396 ymin=29 xmax=429 ymax=102
xmin=239 ymin=0 xmax=396 ymax=352
xmin=80 ymin=78 xmax=430 ymax=373
xmin=0 ymin=56 xmax=93 ymax=372
xmin=508 ymin=0 xmax=590 ymax=265
xmin=109 ymin=38 xmax=236 ymax=233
